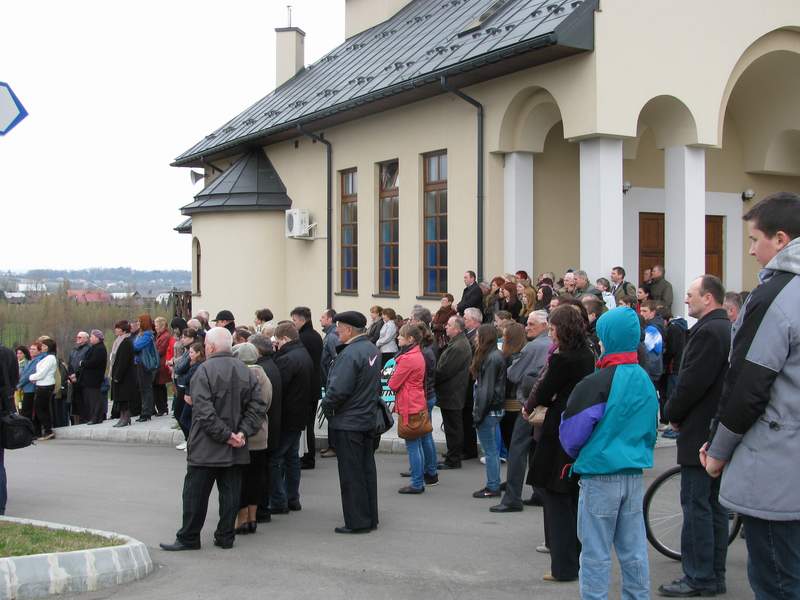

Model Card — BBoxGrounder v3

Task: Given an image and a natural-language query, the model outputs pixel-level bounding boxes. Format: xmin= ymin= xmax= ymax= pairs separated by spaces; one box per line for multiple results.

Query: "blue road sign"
xmin=0 ymin=82 xmax=28 ymax=135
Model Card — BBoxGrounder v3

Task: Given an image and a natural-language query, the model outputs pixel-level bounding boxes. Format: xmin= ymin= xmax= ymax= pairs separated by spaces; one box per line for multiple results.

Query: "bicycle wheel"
xmin=644 ymin=466 xmax=683 ymax=560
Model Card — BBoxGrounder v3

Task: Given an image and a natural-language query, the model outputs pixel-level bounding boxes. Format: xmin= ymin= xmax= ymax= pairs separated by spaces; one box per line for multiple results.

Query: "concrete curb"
xmin=0 ymin=517 xmax=153 ymax=600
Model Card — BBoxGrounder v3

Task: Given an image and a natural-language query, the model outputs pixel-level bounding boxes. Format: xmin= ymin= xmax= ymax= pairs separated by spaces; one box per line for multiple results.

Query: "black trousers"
xmin=34 ymin=385 xmax=54 ymax=435
xmin=241 ymin=449 xmax=269 ymax=508
xmin=302 ymin=399 xmax=318 ymax=466
xmin=439 ymin=407 xmax=464 ymax=466
xmin=541 ymin=487 xmax=580 ymax=580
xmin=461 ymin=381 xmax=477 ymax=459
xmin=153 ymin=383 xmax=168 ymax=415
xmin=173 ymin=387 xmax=189 ymax=439
xmin=176 ymin=465 xmax=242 ymax=547
xmin=83 ymin=387 xmax=106 ymax=423
xmin=331 ymin=429 xmax=378 ymax=530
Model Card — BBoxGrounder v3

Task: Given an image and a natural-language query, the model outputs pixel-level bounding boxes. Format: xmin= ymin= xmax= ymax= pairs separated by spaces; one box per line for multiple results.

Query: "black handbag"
xmin=1 ymin=412 xmax=36 ymax=449
xmin=375 ymin=398 xmax=394 ymax=436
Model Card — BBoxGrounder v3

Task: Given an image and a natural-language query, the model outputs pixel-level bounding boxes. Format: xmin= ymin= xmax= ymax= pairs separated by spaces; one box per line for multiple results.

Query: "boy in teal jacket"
xmin=559 ymin=307 xmax=658 ymax=600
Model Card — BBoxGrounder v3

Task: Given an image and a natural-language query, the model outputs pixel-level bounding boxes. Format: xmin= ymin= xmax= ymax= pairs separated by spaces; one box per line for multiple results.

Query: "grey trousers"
xmin=500 ymin=412 xmax=533 ymax=508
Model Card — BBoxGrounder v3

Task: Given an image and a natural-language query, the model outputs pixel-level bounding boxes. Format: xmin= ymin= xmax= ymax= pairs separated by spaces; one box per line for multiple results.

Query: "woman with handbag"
xmin=471 ymin=323 xmax=507 ymax=498
xmin=388 ymin=324 xmax=430 ymax=494
xmin=523 ymin=305 xmax=595 ymax=583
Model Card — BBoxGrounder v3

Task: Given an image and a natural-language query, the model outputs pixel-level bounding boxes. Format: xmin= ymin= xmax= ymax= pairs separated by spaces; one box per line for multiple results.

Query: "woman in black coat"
xmin=79 ymin=330 xmax=109 ymax=425
xmin=112 ymin=325 xmax=137 ymax=428
xmin=523 ymin=305 xmax=595 ymax=582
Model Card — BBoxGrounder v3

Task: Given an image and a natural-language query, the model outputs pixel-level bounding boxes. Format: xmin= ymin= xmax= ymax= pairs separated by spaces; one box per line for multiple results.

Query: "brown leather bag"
xmin=398 ymin=410 xmax=432 ymax=441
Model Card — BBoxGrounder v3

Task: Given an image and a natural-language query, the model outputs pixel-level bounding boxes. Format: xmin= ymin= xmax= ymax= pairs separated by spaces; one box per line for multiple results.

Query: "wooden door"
xmin=705 ymin=215 xmax=724 ymax=280
xmin=639 ymin=212 xmax=664 ymax=283
xmin=638 ymin=213 xmax=724 ymax=283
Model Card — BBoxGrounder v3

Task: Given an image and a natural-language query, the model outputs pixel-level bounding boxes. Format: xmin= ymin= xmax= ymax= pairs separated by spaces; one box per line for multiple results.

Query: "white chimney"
xmin=275 ymin=27 xmax=305 ymax=88
xmin=345 ymin=0 xmax=413 ymax=39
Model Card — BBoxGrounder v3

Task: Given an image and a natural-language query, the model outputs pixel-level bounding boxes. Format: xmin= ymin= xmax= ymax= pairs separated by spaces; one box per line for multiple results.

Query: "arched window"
xmin=192 ymin=237 xmax=201 ymax=295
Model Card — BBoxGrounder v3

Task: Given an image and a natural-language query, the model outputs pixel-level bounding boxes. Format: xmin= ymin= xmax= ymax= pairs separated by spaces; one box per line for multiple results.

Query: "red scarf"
xmin=596 ymin=351 xmax=639 ymax=369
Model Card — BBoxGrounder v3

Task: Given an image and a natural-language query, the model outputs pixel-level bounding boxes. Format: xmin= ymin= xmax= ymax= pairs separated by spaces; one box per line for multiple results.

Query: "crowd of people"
xmin=2 ymin=191 xmax=799 ymax=600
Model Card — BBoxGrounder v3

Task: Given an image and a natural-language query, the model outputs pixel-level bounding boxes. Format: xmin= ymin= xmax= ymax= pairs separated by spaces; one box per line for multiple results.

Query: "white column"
xmin=665 ymin=145 xmax=706 ymax=317
xmin=503 ymin=152 xmax=534 ymax=276
xmin=579 ymin=138 xmax=624 ymax=280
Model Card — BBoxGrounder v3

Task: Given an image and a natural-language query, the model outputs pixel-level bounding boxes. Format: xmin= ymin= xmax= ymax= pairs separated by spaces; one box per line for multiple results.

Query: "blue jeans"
xmin=475 ymin=415 xmax=500 ymax=491
xmin=0 ymin=447 xmax=6 ymax=515
xmin=405 ymin=437 xmax=425 ymax=490
xmin=741 ymin=516 xmax=800 ymax=600
xmin=496 ymin=422 xmax=508 ymax=460
xmin=680 ymin=466 xmax=728 ymax=591
xmin=422 ymin=397 xmax=438 ymax=477
xmin=577 ymin=474 xmax=650 ymax=600
xmin=269 ymin=431 xmax=301 ymax=509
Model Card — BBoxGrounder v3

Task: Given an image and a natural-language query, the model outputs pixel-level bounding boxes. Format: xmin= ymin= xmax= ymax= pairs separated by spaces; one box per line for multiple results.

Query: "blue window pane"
xmin=426 ymin=244 xmax=436 ymax=267
xmin=391 ymin=246 xmax=399 ymax=266
xmin=392 ymin=270 xmax=399 ymax=291
xmin=439 ymin=190 xmax=447 ymax=213
xmin=382 ymin=269 xmax=391 ymax=291
xmin=439 ymin=243 xmax=448 ymax=266
xmin=343 ymin=271 xmax=352 ymax=290
xmin=342 ymin=226 xmax=353 ymax=244
xmin=381 ymin=223 xmax=391 ymax=242
xmin=381 ymin=246 xmax=391 ymax=267
xmin=425 ymin=217 xmax=436 ymax=241
xmin=427 ymin=269 xmax=436 ymax=293
xmin=439 ymin=215 xmax=447 ymax=240
xmin=424 ymin=192 xmax=436 ymax=215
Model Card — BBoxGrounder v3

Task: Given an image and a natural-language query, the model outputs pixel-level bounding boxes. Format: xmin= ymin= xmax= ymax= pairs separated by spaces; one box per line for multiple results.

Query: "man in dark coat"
xmin=461 ymin=307 xmax=483 ymax=459
xmin=434 ymin=315 xmax=472 ymax=469
xmin=291 ymin=306 xmax=323 ymax=470
xmin=67 ymin=331 xmax=91 ymax=424
xmin=271 ymin=322 xmax=313 ymax=513
xmin=0 ymin=341 xmax=20 ymax=516
xmin=456 ymin=270 xmax=484 ymax=316
xmin=320 ymin=311 xmax=382 ymax=534
xmin=79 ymin=330 xmax=109 ymax=425
xmin=160 ymin=327 xmax=266 ymax=551
xmin=250 ymin=334 xmax=283 ymax=524
xmin=659 ymin=275 xmax=731 ymax=597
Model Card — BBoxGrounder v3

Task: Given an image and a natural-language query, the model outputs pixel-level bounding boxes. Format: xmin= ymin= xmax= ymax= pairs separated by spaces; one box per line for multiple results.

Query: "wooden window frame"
xmin=340 ymin=169 xmax=358 ymax=293
xmin=378 ymin=161 xmax=400 ymax=295
xmin=423 ymin=151 xmax=448 ymax=296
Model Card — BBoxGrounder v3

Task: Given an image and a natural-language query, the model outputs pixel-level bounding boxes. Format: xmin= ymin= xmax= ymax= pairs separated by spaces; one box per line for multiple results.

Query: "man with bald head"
xmin=160 ymin=327 xmax=266 ymax=551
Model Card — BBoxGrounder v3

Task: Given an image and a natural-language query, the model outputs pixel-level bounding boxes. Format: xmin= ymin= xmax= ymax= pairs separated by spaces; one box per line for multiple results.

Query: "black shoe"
xmin=213 ymin=538 xmax=233 ymax=549
xmin=334 ymin=526 xmax=372 ymax=534
xmin=113 ymin=420 xmax=130 ymax=428
xmin=135 ymin=416 xmax=151 ymax=422
xmin=490 ymin=503 xmax=523 ymax=513
xmin=288 ymin=501 xmax=302 ymax=511
xmin=472 ymin=487 xmax=501 ymax=498
xmin=234 ymin=524 xmax=252 ymax=535
xmin=398 ymin=485 xmax=425 ymax=494
xmin=256 ymin=513 xmax=272 ymax=524
xmin=300 ymin=461 xmax=315 ymax=470
xmin=160 ymin=540 xmax=200 ymax=551
xmin=437 ymin=462 xmax=461 ymax=470
xmin=523 ymin=493 xmax=544 ymax=507
xmin=424 ymin=473 xmax=439 ymax=486
xmin=400 ymin=471 xmax=411 ymax=477
xmin=499 ymin=481 xmax=507 ymax=492
xmin=658 ymin=580 xmax=716 ymax=597
xmin=269 ymin=506 xmax=289 ymax=515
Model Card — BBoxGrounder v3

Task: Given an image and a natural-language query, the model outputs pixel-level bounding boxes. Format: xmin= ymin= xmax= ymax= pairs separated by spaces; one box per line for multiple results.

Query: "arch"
xmin=634 ymin=95 xmax=698 ymax=150
xmin=192 ymin=237 xmax=202 ymax=295
xmin=495 ymin=86 xmax=564 ymax=154
xmin=717 ymin=28 xmax=800 ymax=145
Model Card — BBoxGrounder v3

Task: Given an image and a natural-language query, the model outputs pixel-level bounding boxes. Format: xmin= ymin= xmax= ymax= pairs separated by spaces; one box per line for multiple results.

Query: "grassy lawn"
xmin=0 ymin=522 xmax=124 ymax=558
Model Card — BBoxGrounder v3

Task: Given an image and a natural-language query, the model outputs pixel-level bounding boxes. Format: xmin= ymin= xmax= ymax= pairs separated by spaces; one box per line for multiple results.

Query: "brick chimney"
xmin=275 ymin=27 xmax=305 ymax=88
xmin=345 ymin=0 xmax=412 ymax=39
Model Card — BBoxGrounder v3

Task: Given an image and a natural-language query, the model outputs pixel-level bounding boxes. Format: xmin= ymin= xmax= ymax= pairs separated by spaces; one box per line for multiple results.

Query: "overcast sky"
xmin=0 ymin=0 xmax=344 ymax=272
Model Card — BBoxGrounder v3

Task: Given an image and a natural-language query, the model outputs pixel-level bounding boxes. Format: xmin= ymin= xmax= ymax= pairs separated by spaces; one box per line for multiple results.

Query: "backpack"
xmin=141 ymin=339 xmax=159 ymax=372
xmin=1 ymin=412 xmax=36 ymax=449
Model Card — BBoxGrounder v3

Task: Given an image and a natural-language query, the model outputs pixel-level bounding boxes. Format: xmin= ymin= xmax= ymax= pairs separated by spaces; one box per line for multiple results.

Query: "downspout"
xmin=440 ymin=76 xmax=484 ymax=281
xmin=297 ymin=125 xmax=333 ymax=309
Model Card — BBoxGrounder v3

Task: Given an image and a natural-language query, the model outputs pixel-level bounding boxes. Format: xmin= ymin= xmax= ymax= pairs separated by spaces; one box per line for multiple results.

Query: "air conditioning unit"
xmin=285 ymin=208 xmax=313 ymax=238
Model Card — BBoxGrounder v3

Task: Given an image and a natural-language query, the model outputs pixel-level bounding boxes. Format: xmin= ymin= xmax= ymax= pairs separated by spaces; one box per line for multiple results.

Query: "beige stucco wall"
xmin=186 ymin=1 xmax=800 ymax=322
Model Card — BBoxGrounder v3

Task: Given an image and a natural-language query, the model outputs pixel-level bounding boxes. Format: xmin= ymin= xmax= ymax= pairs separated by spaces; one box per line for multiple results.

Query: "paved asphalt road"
xmin=5 ymin=441 xmax=751 ymax=599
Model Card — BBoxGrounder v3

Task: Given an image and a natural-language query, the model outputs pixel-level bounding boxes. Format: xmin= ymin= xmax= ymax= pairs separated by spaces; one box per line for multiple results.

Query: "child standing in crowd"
xmin=560 ymin=307 xmax=658 ymax=600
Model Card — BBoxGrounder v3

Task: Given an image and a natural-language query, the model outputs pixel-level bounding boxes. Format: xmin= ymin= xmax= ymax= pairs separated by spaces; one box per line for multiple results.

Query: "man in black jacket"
xmin=659 ymin=275 xmax=731 ymax=597
xmin=250 ymin=334 xmax=283 ymax=524
xmin=456 ymin=270 xmax=484 ymax=316
xmin=271 ymin=322 xmax=313 ymax=513
xmin=0 ymin=342 xmax=20 ymax=515
xmin=291 ymin=306 xmax=323 ymax=470
xmin=321 ymin=311 xmax=382 ymax=534
xmin=434 ymin=316 xmax=472 ymax=469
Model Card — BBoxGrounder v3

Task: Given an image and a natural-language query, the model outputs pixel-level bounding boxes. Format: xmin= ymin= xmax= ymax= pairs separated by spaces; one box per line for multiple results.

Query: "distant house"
xmin=2 ymin=291 xmax=26 ymax=304
xmin=110 ymin=291 xmax=142 ymax=302
xmin=67 ymin=289 xmax=112 ymax=304
xmin=155 ymin=292 xmax=171 ymax=304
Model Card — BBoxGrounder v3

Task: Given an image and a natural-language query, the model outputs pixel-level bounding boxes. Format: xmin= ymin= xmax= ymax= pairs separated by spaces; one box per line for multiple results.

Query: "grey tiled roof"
xmin=180 ymin=151 xmax=291 ymax=215
xmin=174 ymin=217 xmax=192 ymax=233
xmin=174 ymin=0 xmax=595 ymax=165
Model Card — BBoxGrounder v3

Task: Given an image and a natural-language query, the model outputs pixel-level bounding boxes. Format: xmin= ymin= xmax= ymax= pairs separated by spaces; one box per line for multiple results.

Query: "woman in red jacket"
xmin=153 ymin=317 xmax=173 ymax=416
xmin=388 ymin=324 xmax=429 ymax=494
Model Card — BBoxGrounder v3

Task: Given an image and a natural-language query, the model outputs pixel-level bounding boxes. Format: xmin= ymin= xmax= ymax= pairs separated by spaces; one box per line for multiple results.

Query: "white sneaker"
xmin=480 ymin=456 xmax=486 ymax=464
xmin=536 ymin=544 xmax=550 ymax=554
xmin=176 ymin=442 xmax=187 ymax=450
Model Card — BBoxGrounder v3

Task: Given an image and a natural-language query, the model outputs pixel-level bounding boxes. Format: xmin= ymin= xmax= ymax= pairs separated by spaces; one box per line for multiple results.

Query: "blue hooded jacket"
xmin=559 ymin=307 xmax=658 ymax=476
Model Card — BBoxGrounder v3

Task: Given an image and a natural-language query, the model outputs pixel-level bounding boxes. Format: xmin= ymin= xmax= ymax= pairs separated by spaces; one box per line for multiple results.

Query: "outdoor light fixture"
xmin=623 ymin=180 xmax=632 ymax=194
xmin=741 ymin=188 xmax=755 ymax=202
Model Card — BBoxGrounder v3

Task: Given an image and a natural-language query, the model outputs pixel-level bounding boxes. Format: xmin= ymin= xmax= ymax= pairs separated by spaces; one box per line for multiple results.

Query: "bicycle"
xmin=643 ymin=465 xmax=742 ymax=561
